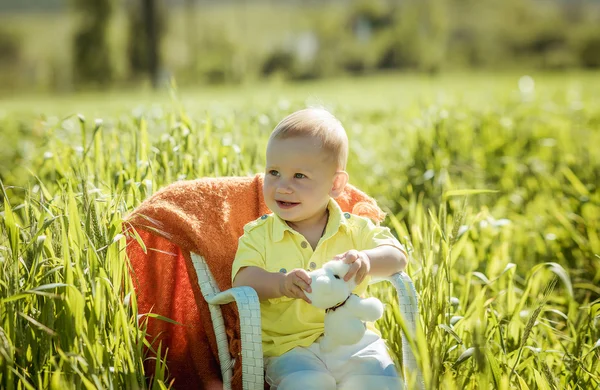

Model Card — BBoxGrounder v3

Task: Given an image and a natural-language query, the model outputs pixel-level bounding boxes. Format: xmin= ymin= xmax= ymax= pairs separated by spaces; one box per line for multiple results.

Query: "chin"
xmin=278 ymin=211 xmax=301 ymax=221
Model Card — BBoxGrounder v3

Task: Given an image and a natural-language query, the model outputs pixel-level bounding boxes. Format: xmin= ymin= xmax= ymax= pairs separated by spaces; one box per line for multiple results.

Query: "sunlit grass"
xmin=1 ymin=74 xmax=599 ymax=388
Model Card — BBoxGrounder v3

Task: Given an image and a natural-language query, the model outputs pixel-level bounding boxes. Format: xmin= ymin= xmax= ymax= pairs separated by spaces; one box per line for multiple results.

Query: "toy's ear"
xmin=329 ymin=261 xmax=359 ymax=284
xmin=323 ymin=260 xmax=350 ymax=280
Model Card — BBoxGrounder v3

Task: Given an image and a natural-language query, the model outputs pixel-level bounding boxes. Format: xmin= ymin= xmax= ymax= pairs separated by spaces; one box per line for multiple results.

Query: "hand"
xmin=279 ymin=268 xmax=312 ymax=303
xmin=333 ymin=249 xmax=370 ymax=284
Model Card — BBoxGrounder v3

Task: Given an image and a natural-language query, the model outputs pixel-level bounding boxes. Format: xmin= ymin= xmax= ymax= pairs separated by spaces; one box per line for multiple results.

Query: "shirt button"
xmin=279 ymin=268 xmax=287 ymax=273
xmin=301 ymin=241 xmax=308 ymax=249
xmin=309 ymin=262 xmax=316 ymax=270
xmin=344 ymin=212 xmax=351 ymax=219
xmin=261 ymin=214 xmax=268 ymax=220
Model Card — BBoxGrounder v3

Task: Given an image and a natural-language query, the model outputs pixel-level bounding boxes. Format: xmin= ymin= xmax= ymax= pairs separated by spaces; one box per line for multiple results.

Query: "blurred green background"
xmin=1 ymin=0 xmax=600 ymax=93
xmin=1 ymin=2 xmax=599 ymax=389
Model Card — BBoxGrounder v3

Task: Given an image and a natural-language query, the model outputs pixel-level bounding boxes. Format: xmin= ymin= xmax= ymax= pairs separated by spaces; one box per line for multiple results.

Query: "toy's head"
xmin=305 ymin=260 xmax=356 ymax=310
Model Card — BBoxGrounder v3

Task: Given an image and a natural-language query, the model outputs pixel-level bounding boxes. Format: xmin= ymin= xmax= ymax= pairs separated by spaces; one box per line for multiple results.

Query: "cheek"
xmin=293 ymin=182 xmax=309 ymax=192
xmin=297 ymin=181 xmax=320 ymax=195
xmin=263 ymin=181 xmax=275 ymax=195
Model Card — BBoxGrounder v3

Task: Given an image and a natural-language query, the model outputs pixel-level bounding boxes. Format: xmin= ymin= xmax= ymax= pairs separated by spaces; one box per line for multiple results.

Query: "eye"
xmin=268 ymin=170 xmax=280 ymax=177
xmin=294 ymin=173 xmax=306 ymax=179
xmin=333 ymin=275 xmax=340 ymax=279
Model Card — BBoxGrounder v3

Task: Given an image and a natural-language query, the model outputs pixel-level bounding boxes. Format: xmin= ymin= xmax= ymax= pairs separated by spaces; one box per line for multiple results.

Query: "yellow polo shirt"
xmin=232 ymin=199 xmax=406 ymax=357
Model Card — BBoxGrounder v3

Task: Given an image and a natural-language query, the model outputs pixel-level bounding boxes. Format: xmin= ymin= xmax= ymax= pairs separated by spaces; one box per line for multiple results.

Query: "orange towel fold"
xmin=125 ymin=173 xmax=385 ymax=389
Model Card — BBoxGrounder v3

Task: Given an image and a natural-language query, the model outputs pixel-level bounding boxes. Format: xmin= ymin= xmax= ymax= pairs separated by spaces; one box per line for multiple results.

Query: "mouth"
xmin=276 ymin=200 xmax=300 ymax=209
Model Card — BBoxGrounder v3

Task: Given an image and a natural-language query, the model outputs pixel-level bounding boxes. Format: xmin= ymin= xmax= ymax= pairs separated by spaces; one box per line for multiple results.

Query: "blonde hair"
xmin=269 ymin=108 xmax=349 ymax=170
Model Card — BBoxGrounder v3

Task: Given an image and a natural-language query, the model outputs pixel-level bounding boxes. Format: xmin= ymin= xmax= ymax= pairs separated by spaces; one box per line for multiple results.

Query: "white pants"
xmin=265 ymin=330 xmax=403 ymax=390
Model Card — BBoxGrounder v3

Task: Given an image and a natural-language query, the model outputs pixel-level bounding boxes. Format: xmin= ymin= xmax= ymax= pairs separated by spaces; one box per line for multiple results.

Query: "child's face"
xmin=264 ymin=136 xmax=343 ymax=227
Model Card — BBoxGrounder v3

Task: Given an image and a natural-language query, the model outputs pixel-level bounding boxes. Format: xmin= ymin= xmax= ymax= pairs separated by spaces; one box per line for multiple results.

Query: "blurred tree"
xmin=0 ymin=28 xmax=22 ymax=90
xmin=348 ymin=0 xmax=394 ymax=33
xmin=382 ymin=0 xmax=448 ymax=73
xmin=127 ymin=0 xmax=165 ymax=88
xmin=580 ymin=35 xmax=600 ymax=68
xmin=185 ymin=0 xmax=197 ymax=64
xmin=414 ymin=0 xmax=449 ymax=74
xmin=562 ymin=0 xmax=585 ymax=23
xmin=72 ymin=0 xmax=114 ymax=87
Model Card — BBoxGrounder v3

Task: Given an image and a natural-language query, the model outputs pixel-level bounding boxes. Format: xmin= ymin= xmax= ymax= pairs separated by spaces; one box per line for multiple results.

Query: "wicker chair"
xmin=126 ymin=175 xmax=423 ymax=389
xmin=191 ymin=252 xmax=423 ymax=390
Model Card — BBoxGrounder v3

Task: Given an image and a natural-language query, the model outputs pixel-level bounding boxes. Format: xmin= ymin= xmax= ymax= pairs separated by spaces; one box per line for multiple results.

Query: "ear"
xmin=329 ymin=171 xmax=349 ymax=198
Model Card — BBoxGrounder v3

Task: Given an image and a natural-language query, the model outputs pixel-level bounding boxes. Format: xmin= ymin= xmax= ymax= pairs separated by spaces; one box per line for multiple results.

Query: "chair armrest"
xmin=205 ymin=287 xmax=264 ymax=390
xmin=373 ymin=272 xmax=424 ymax=390
xmin=191 ymin=253 xmax=264 ymax=390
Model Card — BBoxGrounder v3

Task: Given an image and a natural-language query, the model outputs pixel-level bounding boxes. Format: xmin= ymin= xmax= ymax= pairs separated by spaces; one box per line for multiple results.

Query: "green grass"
xmin=1 ymin=73 xmax=599 ymax=388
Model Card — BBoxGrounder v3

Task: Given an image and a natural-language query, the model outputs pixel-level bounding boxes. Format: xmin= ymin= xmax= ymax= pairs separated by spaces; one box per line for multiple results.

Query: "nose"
xmin=276 ymin=179 xmax=293 ymax=194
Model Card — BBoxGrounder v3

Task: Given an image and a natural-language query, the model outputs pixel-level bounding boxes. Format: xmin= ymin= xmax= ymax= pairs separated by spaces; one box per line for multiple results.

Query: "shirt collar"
xmin=272 ymin=198 xmax=349 ymax=243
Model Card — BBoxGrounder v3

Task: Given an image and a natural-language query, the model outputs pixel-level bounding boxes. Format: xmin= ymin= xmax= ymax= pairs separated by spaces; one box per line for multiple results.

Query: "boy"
xmin=232 ymin=108 xmax=408 ymax=390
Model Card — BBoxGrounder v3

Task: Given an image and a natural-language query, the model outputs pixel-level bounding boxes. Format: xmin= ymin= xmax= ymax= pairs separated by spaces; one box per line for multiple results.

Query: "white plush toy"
xmin=305 ymin=260 xmax=385 ymax=352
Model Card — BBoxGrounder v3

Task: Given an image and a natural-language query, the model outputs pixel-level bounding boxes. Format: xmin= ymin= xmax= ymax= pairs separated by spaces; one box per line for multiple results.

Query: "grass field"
xmin=1 ymin=73 xmax=599 ymax=389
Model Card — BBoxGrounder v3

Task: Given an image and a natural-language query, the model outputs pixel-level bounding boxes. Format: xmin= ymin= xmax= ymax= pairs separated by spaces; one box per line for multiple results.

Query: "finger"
xmin=333 ymin=252 xmax=346 ymax=261
xmin=342 ymin=250 xmax=359 ymax=263
xmin=296 ymin=270 xmax=312 ymax=285
xmin=344 ymin=262 xmax=359 ymax=282
xmin=290 ymin=285 xmax=303 ymax=299
xmin=301 ymin=291 xmax=311 ymax=304
xmin=292 ymin=285 xmax=311 ymax=303
xmin=356 ymin=266 xmax=367 ymax=284
xmin=294 ymin=277 xmax=312 ymax=293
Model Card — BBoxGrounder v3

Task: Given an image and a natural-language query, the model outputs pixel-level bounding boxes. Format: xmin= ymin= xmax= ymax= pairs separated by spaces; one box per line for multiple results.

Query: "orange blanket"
xmin=125 ymin=174 xmax=385 ymax=389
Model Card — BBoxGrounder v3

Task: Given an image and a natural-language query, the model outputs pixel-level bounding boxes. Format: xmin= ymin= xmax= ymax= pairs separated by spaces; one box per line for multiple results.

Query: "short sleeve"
xmin=360 ymin=219 xmax=407 ymax=256
xmin=231 ymin=230 xmax=265 ymax=283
